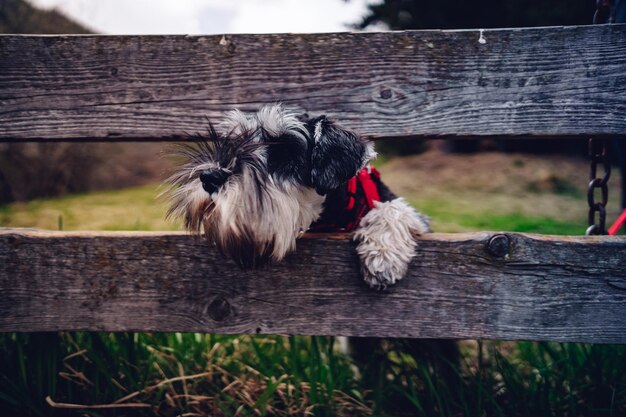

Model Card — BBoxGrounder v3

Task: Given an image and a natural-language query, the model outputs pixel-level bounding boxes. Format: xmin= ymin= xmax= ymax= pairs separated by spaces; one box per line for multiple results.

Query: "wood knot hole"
xmin=110 ymin=67 xmax=118 ymax=76
xmin=207 ymin=296 xmax=231 ymax=322
xmin=487 ymin=234 xmax=510 ymax=258
xmin=380 ymin=89 xmax=392 ymax=99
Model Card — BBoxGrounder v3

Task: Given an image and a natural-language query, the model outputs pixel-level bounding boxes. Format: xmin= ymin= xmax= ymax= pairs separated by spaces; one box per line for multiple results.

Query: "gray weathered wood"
xmin=1 ymin=228 xmax=625 ymax=342
xmin=1 ymin=25 xmax=626 ymax=142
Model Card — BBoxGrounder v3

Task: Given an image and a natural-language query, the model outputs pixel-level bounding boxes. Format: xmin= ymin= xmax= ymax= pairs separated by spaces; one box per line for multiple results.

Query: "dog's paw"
xmin=353 ymin=198 xmax=430 ymax=289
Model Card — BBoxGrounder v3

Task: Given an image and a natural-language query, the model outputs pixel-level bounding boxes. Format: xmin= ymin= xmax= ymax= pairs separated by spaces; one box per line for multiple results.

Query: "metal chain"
xmin=586 ymin=139 xmax=611 ymax=235
xmin=586 ymin=2 xmax=614 ymax=235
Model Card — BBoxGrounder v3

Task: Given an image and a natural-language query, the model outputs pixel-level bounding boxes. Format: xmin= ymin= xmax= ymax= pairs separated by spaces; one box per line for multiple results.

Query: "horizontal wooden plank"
xmin=1 ymin=25 xmax=626 ymax=142
xmin=1 ymin=228 xmax=625 ymax=342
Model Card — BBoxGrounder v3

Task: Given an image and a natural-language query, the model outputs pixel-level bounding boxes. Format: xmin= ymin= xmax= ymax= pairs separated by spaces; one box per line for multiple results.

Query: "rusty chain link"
xmin=586 ymin=139 xmax=611 ymax=235
xmin=586 ymin=1 xmax=614 ymax=235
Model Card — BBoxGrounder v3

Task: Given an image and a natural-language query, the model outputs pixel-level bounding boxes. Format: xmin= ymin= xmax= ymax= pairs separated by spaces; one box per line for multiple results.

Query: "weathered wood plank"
xmin=1 ymin=228 xmax=625 ymax=342
xmin=1 ymin=25 xmax=626 ymax=142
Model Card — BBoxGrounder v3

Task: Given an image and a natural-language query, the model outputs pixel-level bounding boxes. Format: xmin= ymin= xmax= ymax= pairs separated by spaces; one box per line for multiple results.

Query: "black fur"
xmin=311 ymin=171 xmax=396 ymax=232
xmin=264 ymin=129 xmax=310 ymax=185
xmin=306 ymin=116 xmax=371 ymax=195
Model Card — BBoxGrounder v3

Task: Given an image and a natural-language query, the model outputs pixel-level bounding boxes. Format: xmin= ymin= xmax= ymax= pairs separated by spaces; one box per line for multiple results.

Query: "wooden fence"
xmin=1 ymin=25 xmax=625 ymax=342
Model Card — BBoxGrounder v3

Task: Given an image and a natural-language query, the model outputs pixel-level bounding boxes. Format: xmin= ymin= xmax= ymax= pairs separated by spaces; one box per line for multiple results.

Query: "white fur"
xmin=221 ymin=104 xmax=308 ymax=145
xmin=314 ymin=120 xmax=323 ymax=143
xmin=256 ymin=104 xmax=308 ymax=144
xmin=167 ymin=171 xmax=325 ymax=262
xmin=161 ymin=177 xmax=210 ymax=231
xmin=353 ymin=198 xmax=430 ymax=289
xmin=205 ymin=168 xmax=324 ymax=261
xmin=189 ymin=161 xmax=221 ymax=177
xmin=362 ymin=143 xmax=378 ymax=167
xmin=221 ymin=109 xmax=258 ymax=137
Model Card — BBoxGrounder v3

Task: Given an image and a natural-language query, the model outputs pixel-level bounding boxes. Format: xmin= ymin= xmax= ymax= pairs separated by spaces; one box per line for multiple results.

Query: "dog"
xmin=164 ymin=104 xmax=461 ymax=392
xmin=163 ymin=104 xmax=431 ymax=289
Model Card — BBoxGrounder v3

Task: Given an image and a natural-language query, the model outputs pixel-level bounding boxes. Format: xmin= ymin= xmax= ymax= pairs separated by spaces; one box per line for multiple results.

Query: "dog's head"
xmin=164 ymin=104 xmax=376 ymax=266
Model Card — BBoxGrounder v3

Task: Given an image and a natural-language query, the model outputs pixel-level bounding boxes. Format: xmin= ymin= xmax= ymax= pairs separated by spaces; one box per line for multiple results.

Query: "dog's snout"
xmin=200 ymin=169 xmax=229 ymax=194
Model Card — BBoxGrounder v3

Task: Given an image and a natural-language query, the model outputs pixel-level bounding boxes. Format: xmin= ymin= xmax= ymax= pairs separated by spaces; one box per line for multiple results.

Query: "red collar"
xmin=309 ymin=165 xmax=381 ymax=233
xmin=346 ymin=166 xmax=381 ymax=211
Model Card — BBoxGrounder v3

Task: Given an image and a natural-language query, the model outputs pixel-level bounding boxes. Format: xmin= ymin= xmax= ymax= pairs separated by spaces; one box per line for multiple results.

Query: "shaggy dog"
xmin=164 ymin=104 xmax=431 ymax=289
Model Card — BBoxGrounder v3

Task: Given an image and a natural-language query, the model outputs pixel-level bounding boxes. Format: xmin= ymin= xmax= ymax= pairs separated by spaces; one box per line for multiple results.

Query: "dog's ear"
xmin=308 ymin=116 xmax=376 ymax=195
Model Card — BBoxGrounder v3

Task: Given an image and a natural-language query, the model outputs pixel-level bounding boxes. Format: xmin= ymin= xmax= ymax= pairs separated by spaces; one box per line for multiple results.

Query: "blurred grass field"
xmin=1 ymin=147 xmax=625 ymax=416
xmin=3 ymin=146 xmax=620 ymax=235
xmin=0 ymin=184 xmax=172 ymax=231
xmin=0 ymin=182 xmax=585 ymax=234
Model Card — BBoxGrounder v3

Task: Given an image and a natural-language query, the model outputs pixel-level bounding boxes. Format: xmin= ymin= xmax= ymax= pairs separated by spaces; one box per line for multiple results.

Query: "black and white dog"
xmin=164 ymin=104 xmax=431 ymax=289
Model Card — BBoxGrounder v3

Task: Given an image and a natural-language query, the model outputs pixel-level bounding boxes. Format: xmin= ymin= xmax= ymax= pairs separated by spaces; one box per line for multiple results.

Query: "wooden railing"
xmin=1 ymin=25 xmax=625 ymax=342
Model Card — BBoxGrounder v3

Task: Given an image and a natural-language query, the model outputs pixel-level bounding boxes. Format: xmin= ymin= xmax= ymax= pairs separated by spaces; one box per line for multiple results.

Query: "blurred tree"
xmin=0 ymin=0 xmax=91 ymax=33
xmin=0 ymin=0 xmax=95 ymax=202
xmin=0 ymin=1 xmax=168 ymax=203
xmin=356 ymin=0 xmax=596 ymax=30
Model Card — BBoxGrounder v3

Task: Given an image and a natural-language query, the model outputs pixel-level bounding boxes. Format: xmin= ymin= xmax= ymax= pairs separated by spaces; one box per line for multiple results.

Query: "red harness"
xmin=343 ymin=166 xmax=381 ymax=230
xmin=310 ymin=166 xmax=382 ymax=233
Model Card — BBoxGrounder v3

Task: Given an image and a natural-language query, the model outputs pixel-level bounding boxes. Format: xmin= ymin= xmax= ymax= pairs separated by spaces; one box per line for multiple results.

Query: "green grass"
xmin=410 ymin=198 xmax=583 ymax=235
xmin=0 ymin=184 xmax=180 ymax=231
xmin=0 ymin=333 xmax=367 ymax=417
xmin=3 ymin=333 xmax=625 ymax=416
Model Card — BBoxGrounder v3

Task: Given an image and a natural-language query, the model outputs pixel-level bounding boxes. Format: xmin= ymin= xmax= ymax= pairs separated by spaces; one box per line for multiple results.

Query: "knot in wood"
xmin=380 ymin=89 xmax=392 ymax=99
xmin=487 ymin=234 xmax=510 ymax=258
xmin=206 ymin=296 xmax=231 ymax=322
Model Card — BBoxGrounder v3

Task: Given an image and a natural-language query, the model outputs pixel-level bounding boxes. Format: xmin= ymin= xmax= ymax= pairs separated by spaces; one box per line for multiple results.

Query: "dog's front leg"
xmin=353 ymin=198 xmax=430 ymax=289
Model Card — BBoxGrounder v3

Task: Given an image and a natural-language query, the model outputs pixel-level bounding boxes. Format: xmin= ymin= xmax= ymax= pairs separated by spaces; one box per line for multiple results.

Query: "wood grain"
xmin=1 ymin=25 xmax=626 ymax=142
xmin=1 ymin=228 xmax=625 ymax=342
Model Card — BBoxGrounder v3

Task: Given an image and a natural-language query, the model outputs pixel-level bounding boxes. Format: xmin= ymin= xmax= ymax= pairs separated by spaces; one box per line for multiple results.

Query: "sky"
xmin=28 ymin=0 xmax=379 ymax=35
